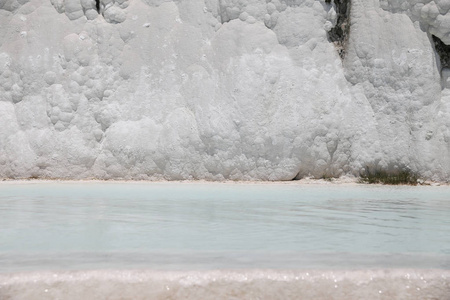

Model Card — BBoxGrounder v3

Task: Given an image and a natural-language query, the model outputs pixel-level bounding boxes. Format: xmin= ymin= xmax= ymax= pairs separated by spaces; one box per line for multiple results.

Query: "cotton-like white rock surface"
xmin=0 ymin=0 xmax=449 ymax=181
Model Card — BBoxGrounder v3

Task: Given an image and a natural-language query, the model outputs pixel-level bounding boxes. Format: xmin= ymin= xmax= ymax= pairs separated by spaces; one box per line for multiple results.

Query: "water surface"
xmin=1 ymin=182 xmax=449 ymax=272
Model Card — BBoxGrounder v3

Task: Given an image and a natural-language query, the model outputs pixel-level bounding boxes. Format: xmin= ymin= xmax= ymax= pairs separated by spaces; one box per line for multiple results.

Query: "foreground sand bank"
xmin=1 ymin=269 xmax=449 ymax=300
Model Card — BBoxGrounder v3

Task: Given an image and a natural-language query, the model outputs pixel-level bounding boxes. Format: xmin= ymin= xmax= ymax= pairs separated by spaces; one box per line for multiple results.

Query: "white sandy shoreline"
xmin=1 ymin=268 xmax=449 ymax=282
xmin=1 ymin=269 xmax=449 ymax=300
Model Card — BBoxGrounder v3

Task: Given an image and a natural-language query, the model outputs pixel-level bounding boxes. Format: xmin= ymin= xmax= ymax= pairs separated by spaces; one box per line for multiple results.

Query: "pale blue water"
xmin=1 ymin=182 xmax=450 ymax=272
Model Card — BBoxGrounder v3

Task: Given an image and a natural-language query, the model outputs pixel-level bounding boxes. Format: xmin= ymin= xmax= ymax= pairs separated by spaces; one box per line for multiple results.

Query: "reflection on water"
xmin=0 ymin=182 xmax=449 ymax=271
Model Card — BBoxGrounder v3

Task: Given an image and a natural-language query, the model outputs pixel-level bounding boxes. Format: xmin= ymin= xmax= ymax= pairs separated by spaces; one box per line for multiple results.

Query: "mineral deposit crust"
xmin=0 ymin=0 xmax=449 ymax=181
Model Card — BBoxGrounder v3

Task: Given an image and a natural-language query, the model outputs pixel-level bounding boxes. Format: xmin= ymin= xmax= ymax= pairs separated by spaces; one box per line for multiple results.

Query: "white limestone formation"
xmin=0 ymin=0 xmax=449 ymax=181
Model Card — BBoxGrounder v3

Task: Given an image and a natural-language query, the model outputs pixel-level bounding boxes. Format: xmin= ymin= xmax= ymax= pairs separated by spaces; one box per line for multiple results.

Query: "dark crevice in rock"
xmin=217 ymin=2 xmax=230 ymax=24
xmin=325 ymin=0 xmax=351 ymax=59
xmin=95 ymin=0 xmax=100 ymax=13
xmin=432 ymin=35 xmax=450 ymax=71
xmin=291 ymin=171 xmax=301 ymax=181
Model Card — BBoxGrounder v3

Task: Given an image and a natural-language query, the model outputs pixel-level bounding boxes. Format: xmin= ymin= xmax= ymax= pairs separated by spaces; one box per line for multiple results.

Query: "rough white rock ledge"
xmin=0 ymin=0 xmax=449 ymax=181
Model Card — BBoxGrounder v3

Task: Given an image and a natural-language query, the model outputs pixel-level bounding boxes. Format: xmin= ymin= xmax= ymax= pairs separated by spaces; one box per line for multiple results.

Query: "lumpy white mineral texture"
xmin=0 ymin=0 xmax=449 ymax=181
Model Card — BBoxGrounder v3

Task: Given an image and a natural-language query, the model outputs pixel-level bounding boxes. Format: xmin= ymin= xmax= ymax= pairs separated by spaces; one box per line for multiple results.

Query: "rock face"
xmin=0 ymin=0 xmax=449 ymax=181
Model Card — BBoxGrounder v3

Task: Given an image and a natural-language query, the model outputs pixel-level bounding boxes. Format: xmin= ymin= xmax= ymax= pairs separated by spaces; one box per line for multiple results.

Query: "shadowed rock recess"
xmin=0 ymin=0 xmax=450 ymax=181
xmin=432 ymin=35 xmax=450 ymax=70
xmin=325 ymin=0 xmax=351 ymax=58
xmin=95 ymin=0 xmax=100 ymax=14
